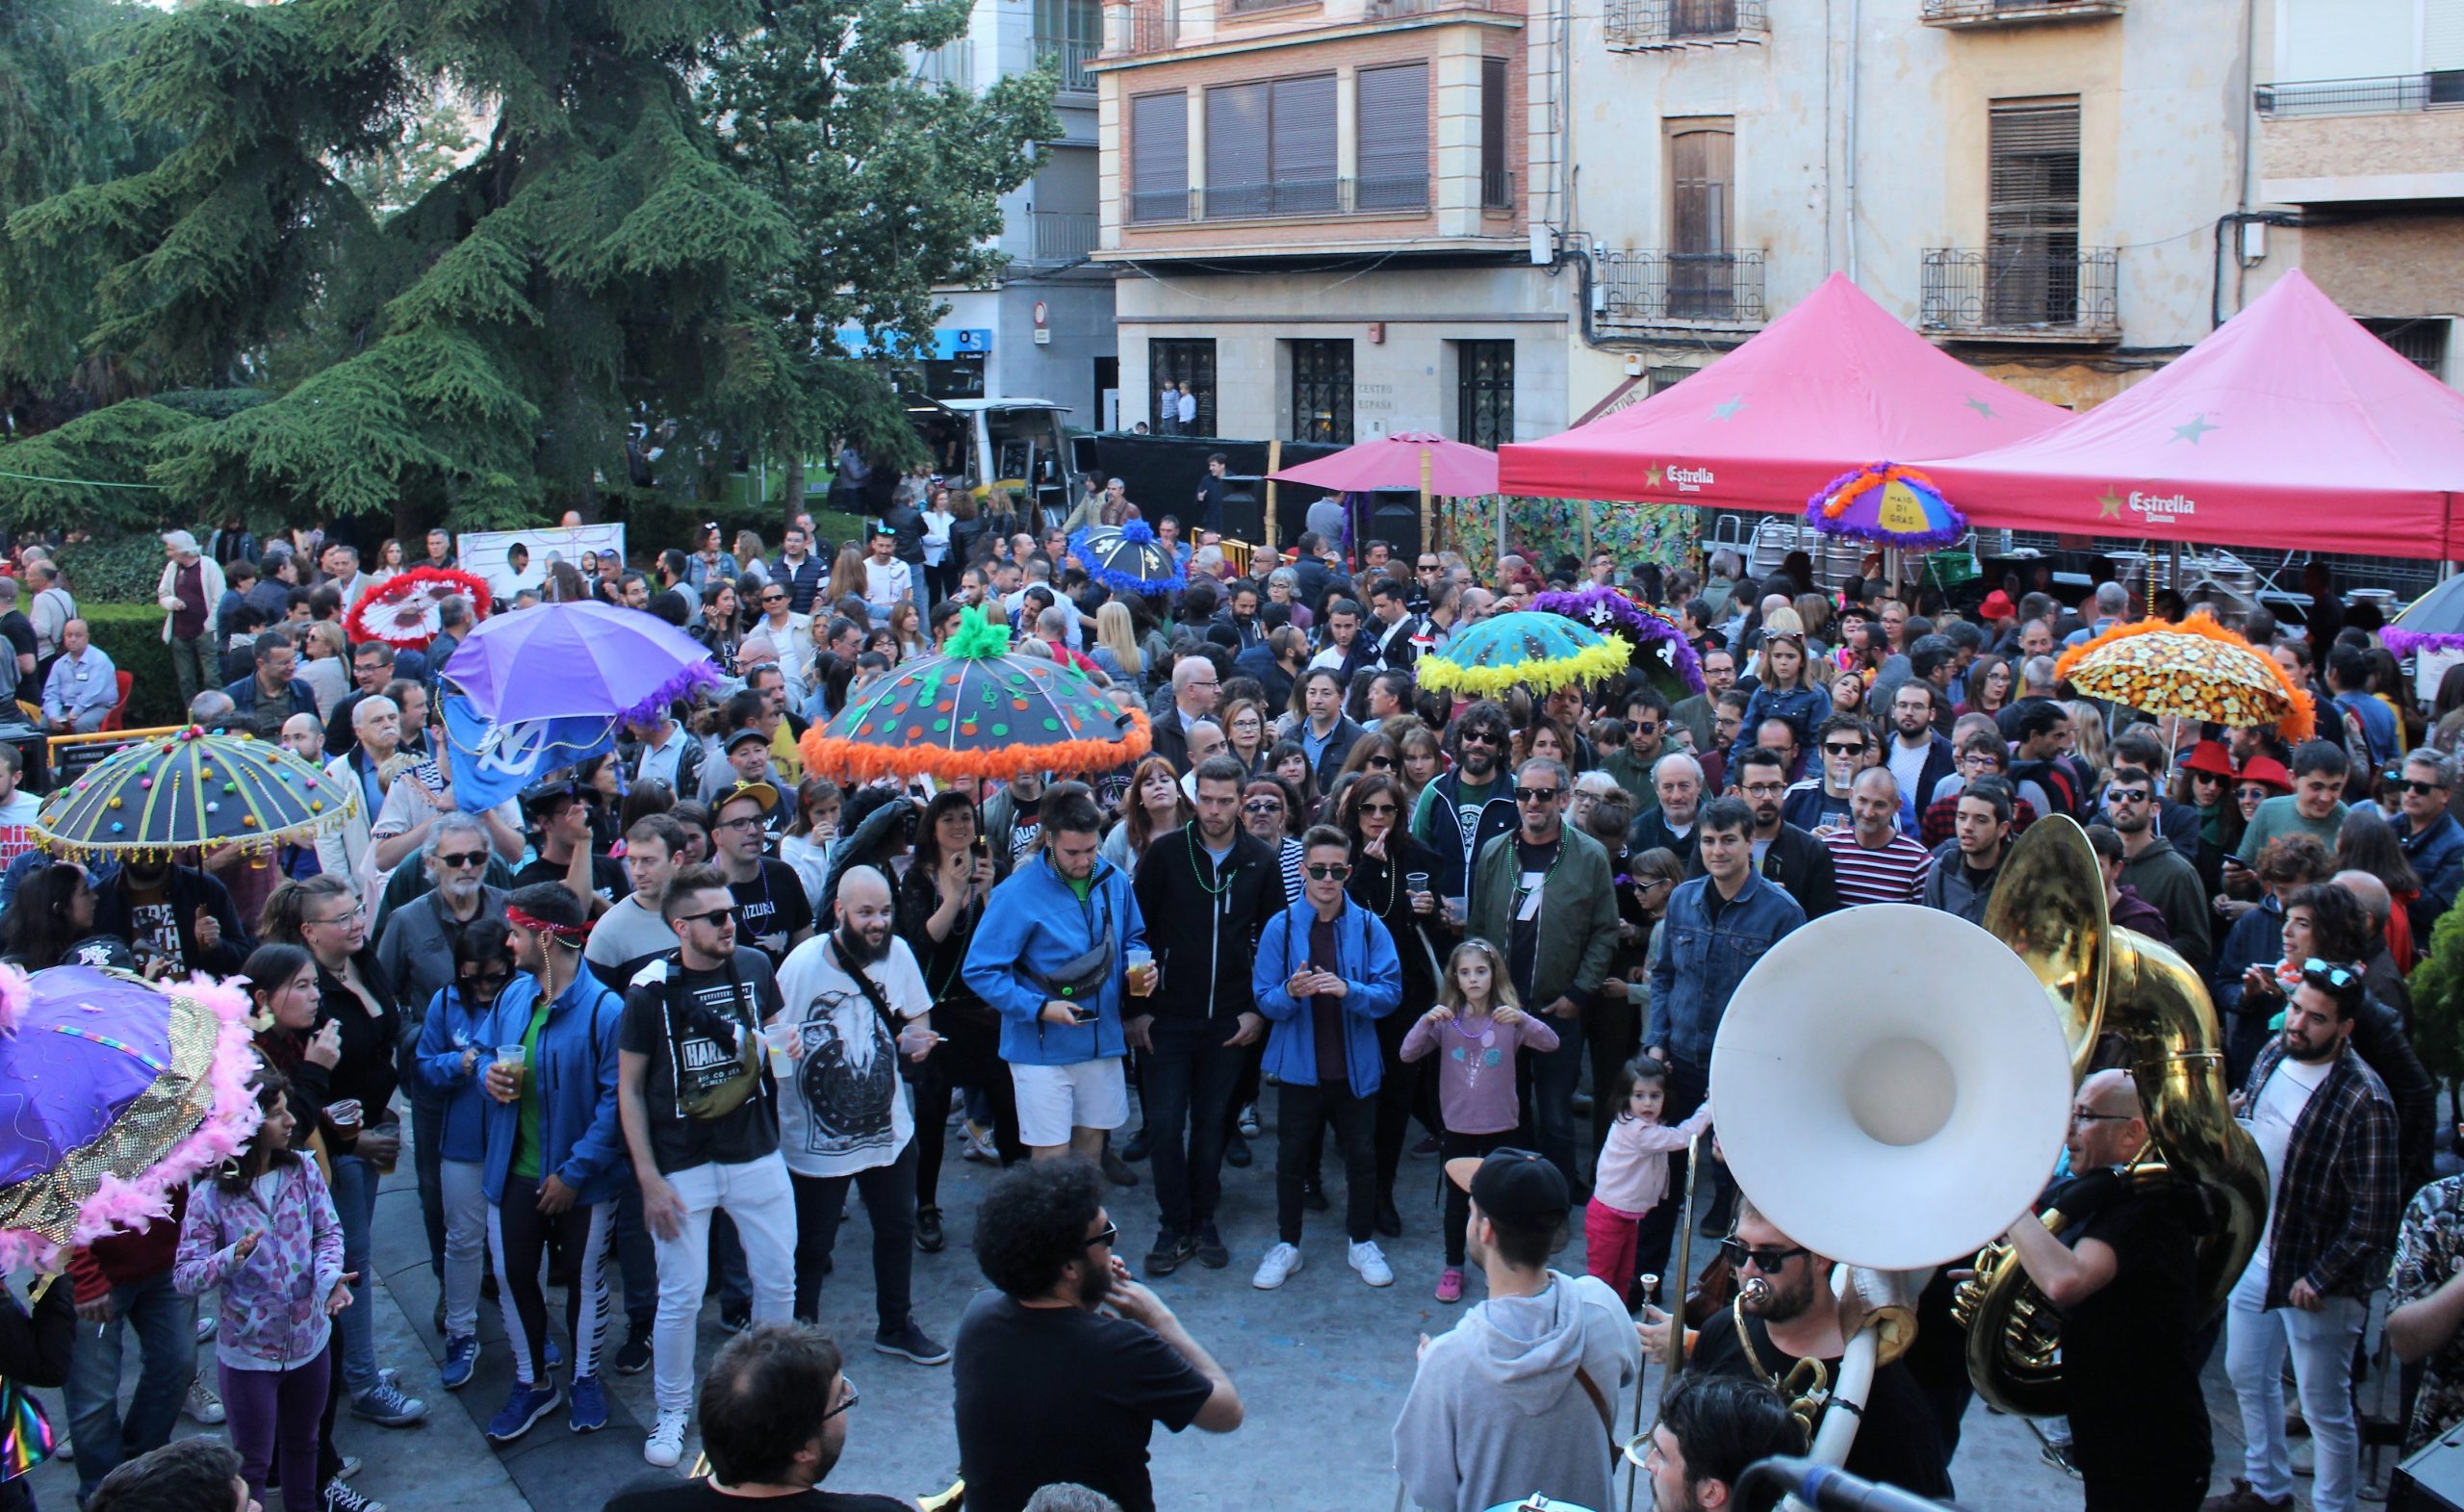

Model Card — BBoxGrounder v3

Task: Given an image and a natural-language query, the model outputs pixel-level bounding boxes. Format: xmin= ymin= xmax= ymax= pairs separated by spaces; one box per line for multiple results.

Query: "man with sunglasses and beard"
xmin=770 ymin=867 xmax=950 ymax=1367
xmin=1639 ymin=1200 xmax=1952 ymax=1499
xmin=1409 ymin=701 xmax=1518 ymax=927
xmin=954 ymin=1162 xmax=1243 ymax=1512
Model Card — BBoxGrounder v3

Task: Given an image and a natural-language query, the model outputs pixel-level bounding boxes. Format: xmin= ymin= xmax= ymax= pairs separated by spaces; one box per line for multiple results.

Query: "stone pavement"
xmin=33 ymin=1112 xmax=2399 ymax=1512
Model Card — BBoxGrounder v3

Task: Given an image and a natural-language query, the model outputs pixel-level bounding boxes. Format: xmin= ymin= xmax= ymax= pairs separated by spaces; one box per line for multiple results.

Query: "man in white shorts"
xmin=963 ymin=785 xmax=1154 ymax=1160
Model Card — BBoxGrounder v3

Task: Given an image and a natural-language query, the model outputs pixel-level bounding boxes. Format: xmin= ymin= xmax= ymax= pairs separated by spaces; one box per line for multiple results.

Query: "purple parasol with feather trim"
xmin=443 ymin=601 xmax=721 ymax=727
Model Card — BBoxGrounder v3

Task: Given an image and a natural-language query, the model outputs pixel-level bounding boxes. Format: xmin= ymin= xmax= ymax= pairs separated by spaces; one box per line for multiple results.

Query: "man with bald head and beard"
xmin=771 ymin=865 xmax=951 ymax=1367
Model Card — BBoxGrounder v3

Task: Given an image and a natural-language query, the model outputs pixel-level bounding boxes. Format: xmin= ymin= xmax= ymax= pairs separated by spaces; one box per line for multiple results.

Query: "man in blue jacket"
xmin=475 ymin=884 xmax=629 ymax=1445
xmin=2395 ymin=748 xmax=2464 ymax=945
xmin=962 ymin=787 xmax=1152 ymax=1163
xmin=1250 ymin=825 xmax=1402 ymax=1292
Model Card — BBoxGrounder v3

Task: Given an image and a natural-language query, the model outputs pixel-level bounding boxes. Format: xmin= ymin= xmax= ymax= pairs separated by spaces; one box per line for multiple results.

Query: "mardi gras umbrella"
xmin=34 ymin=727 xmax=352 ymax=860
xmin=2054 ymin=617 xmax=2315 ymax=741
xmin=2380 ymin=575 xmax=2464 ymax=659
xmin=1529 ymin=586 xmax=1705 ymax=701
xmin=797 ymin=607 xmax=1153 ymax=782
xmin=342 ymin=566 xmax=494 ymax=651
xmin=444 ymin=600 xmax=720 ymax=726
xmin=1804 ymin=462 xmax=1967 ymax=551
xmin=0 ymin=965 xmax=263 ymax=1272
xmin=1416 ymin=610 xmax=1632 ymax=700
xmin=1070 ymin=522 xmax=1186 ymax=596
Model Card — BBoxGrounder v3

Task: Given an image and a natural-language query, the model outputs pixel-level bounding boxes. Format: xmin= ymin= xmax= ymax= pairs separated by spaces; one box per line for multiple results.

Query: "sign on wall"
xmin=456 ymin=525 xmax=627 ymax=603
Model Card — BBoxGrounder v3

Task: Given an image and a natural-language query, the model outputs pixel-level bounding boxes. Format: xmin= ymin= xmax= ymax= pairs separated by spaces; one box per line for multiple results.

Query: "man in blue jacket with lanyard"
xmin=1250 ymin=825 xmax=1402 ymax=1292
xmin=963 ymin=786 xmax=1153 ymax=1164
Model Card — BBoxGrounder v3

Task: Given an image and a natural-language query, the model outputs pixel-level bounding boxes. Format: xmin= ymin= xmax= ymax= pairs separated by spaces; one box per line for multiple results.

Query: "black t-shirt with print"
xmin=618 ymin=947 xmax=784 ymax=1175
xmin=1006 ymin=792 xmax=1044 ymax=864
xmin=728 ymin=859 xmax=814 ymax=966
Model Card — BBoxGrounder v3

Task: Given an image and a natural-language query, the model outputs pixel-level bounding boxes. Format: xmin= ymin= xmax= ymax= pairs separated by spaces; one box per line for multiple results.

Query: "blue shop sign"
xmin=834 ymin=326 xmax=992 ymax=360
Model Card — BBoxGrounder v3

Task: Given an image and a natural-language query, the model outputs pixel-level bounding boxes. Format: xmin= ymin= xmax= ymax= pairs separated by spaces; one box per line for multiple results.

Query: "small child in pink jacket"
xmin=1584 ymin=1058 xmax=1712 ymax=1307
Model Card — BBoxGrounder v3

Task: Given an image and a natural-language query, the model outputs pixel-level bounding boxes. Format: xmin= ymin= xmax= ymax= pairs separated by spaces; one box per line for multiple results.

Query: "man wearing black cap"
xmin=1393 ymin=1148 xmax=1640 ymax=1512
xmin=515 ymin=780 xmax=629 ymax=916
xmin=711 ymin=780 xmax=813 ymax=967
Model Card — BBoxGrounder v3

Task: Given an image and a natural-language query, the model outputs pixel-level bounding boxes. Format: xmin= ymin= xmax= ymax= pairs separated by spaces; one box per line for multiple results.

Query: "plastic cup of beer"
xmin=760 ymin=1022 xmax=797 ymax=1073
xmin=325 ymin=1098 xmax=362 ymax=1136
xmin=1127 ymin=947 xmax=1155 ymax=996
xmin=492 ymin=1044 xmax=526 ymax=1101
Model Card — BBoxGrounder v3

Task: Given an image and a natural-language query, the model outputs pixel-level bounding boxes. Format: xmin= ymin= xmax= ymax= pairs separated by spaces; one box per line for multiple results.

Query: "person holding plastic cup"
xmin=771 ymin=865 xmax=950 ymax=1367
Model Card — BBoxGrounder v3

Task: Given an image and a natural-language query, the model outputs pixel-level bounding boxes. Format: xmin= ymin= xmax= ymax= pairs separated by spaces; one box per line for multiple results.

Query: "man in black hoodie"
xmin=1127 ymin=756 xmax=1288 ymax=1276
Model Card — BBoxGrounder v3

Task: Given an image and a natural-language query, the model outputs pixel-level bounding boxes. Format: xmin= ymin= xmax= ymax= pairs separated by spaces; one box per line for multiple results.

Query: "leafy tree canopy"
xmin=1 ymin=0 xmax=1056 ymax=534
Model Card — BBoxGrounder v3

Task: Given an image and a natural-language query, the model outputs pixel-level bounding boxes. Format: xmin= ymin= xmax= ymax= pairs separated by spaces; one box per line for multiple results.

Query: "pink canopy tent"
xmin=1269 ymin=431 xmax=1502 ymax=496
xmin=1496 ymin=273 xmax=2070 ymax=508
xmin=1914 ymin=269 xmax=2464 ymax=560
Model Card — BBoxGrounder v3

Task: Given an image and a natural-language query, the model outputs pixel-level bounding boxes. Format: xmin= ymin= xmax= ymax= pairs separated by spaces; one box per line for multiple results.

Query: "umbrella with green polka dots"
xmin=796 ymin=607 xmax=1153 ymax=782
xmin=32 ymin=727 xmax=354 ymax=860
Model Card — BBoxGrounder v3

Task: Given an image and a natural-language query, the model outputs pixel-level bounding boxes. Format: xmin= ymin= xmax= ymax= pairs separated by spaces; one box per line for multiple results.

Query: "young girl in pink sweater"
xmin=1400 ymin=938 xmax=1559 ymax=1304
xmin=1585 ymin=1058 xmax=1712 ymax=1307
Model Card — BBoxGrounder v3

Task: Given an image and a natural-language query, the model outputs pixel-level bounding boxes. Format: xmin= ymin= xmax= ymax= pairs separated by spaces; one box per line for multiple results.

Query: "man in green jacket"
xmin=1466 ymin=756 xmax=1621 ymax=1189
xmin=2106 ymin=764 xmax=2214 ymax=968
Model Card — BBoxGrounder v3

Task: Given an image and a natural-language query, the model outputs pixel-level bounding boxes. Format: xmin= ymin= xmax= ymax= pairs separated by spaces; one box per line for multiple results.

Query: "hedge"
xmin=80 ymin=602 xmax=187 ymax=730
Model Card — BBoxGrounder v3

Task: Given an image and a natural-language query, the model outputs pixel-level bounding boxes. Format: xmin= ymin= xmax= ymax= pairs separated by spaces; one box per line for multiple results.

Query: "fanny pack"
xmin=1032 ymin=924 xmax=1116 ymax=1007
xmin=662 ymin=954 xmax=765 ymax=1121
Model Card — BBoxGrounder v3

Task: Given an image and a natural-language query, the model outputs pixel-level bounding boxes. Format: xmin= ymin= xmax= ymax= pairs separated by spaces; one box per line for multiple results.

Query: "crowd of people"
xmin=13 ymin=505 xmax=2464 ymax=1512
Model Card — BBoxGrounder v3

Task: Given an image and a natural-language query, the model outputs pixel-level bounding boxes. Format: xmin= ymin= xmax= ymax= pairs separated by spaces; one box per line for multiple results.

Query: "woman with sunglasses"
xmin=411 ymin=917 xmax=519 ymax=1394
xmin=2173 ymin=740 xmax=2242 ymax=897
xmin=1334 ymin=730 xmax=1402 ymax=789
xmin=1337 ymin=773 xmax=1441 ymax=1240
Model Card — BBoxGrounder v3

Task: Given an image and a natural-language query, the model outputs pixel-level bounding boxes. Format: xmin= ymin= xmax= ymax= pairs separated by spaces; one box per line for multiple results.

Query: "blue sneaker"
xmin=544 ymin=1334 xmax=563 ymax=1371
xmin=440 ymin=1335 xmax=480 ymax=1392
xmin=568 ymin=1374 xmax=608 ymax=1434
xmin=484 ymin=1381 xmax=561 ymax=1444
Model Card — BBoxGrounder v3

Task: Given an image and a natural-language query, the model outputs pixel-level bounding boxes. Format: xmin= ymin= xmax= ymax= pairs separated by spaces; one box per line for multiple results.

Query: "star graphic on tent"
xmin=1964 ymin=397 xmax=1997 ymax=419
xmin=1711 ymin=395 xmax=1747 ymax=421
xmin=2095 ymin=488 xmax=2123 ymax=520
xmin=1645 ymin=464 xmax=1664 ymax=489
xmin=2171 ymin=413 xmax=2218 ymax=444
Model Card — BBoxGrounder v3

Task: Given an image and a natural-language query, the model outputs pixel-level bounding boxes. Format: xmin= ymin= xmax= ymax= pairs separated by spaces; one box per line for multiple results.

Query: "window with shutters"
xmin=1151 ymin=340 xmax=1217 ymax=435
xmin=1356 ymin=64 xmax=1428 ymax=211
xmin=1290 ymin=340 xmax=1353 ymax=444
xmin=1480 ymin=57 xmax=1512 ymax=208
xmin=1130 ymin=90 xmax=1190 ymax=222
xmin=1454 ymin=341 xmax=1514 ymax=448
xmin=2363 ymin=318 xmax=2451 ymax=379
xmin=1985 ymin=98 xmax=2080 ymax=325
xmin=1665 ymin=120 xmax=1736 ymax=319
xmin=1033 ymin=0 xmax=1100 ymax=90
xmin=1205 ymin=74 xmax=1338 ymax=218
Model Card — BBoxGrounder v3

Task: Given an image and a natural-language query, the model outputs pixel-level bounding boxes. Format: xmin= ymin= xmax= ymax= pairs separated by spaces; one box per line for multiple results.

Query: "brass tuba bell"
xmin=1953 ymin=815 xmax=2272 ymax=1417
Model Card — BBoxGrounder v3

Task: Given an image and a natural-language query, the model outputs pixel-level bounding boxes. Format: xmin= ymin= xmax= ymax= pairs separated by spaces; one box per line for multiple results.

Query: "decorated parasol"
xmin=33 ymin=727 xmax=353 ymax=859
xmin=341 ymin=566 xmax=494 ymax=651
xmin=1069 ymin=522 xmax=1186 ymax=596
xmin=1804 ymin=462 xmax=1967 ymax=551
xmin=1415 ymin=610 xmax=1632 ymax=700
xmin=0 ymin=965 xmax=264 ymax=1272
xmin=443 ymin=600 xmax=720 ymax=726
xmin=1530 ymin=586 xmax=1705 ymax=701
xmin=2379 ymin=575 xmax=2464 ymax=659
xmin=797 ymin=607 xmax=1152 ymax=782
xmin=2054 ymin=617 xmax=2315 ymax=741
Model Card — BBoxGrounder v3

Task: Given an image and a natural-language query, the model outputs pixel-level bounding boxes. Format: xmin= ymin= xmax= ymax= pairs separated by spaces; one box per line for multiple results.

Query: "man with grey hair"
xmin=1148 ymin=653 xmax=1222 ymax=774
xmin=187 ymin=689 xmax=237 ymax=730
xmin=2065 ymin=579 xmax=2132 ymax=648
xmin=39 ymin=619 xmax=116 ymax=733
xmin=2394 ymin=747 xmax=2464 ymax=942
xmin=318 ymin=694 xmax=399 ymax=893
xmin=376 ymin=807 xmax=508 ymax=1291
xmin=155 ymin=529 xmax=226 ymax=706
xmin=1629 ymin=751 xmax=1704 ymax=862
xmin=25 ymin=559 xmax=73 ymax=671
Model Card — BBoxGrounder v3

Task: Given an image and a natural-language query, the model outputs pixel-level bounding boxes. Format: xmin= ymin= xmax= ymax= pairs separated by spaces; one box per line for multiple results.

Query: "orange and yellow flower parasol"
xmin=2053 ymin=616 xmax=2313 ymax=742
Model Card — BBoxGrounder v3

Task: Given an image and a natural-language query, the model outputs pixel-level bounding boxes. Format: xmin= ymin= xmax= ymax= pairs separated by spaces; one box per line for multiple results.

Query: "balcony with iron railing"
xmin=1481 ymin=168 xmax=1515 ymax=211
xmin=1034 ymin=35 xmax=1098 ymax=91
xmin=1594 ymin=249 xmax=1765 ymax=331
xmin=2256 ymin=72 xmax=2464 ymax=117
xmin=1122 ymin=173 xmax=1434 ymax=223
xmin=1919 ymin=247 xmax=2120 ymax=340
xmin=1919 ymin=0 xmax=2122 ymax=27
xmin=1604 ymin=0 xmax=1767 ymax=49
xmin=1024 ymin=209 xmax=1099 ymax=263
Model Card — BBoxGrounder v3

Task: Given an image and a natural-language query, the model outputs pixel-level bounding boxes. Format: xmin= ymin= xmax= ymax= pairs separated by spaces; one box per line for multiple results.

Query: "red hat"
xmin=2178 ymin=740 xmax=2238 ymax=780
xmin=2237 ymin=756 xmax=2294 ymax=794
xmin=1980 ymin=590 xmax=2016 ymax=621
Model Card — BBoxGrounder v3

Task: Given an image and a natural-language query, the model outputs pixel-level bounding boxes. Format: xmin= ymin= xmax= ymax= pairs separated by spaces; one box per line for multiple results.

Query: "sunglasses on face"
xmin=1305 ymin=862 xmax=1352 ymax=881
xmin=2190 ymin=770 xmax=2224 ymax=784
xmin=435 ymin=850 xmax=487 ymax=869
xmin=1242 ymin=800 xmax=1284 ymax=814
xmin=2105 ymin=788 xmax=2150 ymax=805
xmin=1822 ymin=742 xmax=1861 ymax=757
xmin=1717 ymin=1238 xmax=1809 ymax=1273
xmin=2402 ymin=780 xmax=2448 ymax=797
xmin=1082 ymin=1221 xmax=1119 ymax=1253
xmin=1366 ymin=756 xmax=1395 ymax=769
xmin=461 ymin=967 xmax=512 ymax=992
xmin=2235 ymin=784 xmax=2272 ymax=803
xmin=672 ymin=907 xmax=737 ymax=929
xmin=1459 ymin=730 xmax=1501 ymax=747
xmin=1514 ymin=786 xmax=1562 ymax=803
xmin=1358 ymin=801 xmax=1399 ymax=815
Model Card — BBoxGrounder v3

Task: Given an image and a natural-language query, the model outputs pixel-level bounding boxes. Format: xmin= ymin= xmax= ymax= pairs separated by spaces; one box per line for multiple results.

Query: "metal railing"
xmin=1481 ymin=168 xmax=1516 ymax=210
xmin=1920 ymin=0 xmax=2124 ymax=21
xmin=1595 ymin=249 xmax=1766 ymax=328
xmin=1919 ymin=247 xmax=2119 ymax=336
xmin=2255 ymin=72 xmax=2464 ymax=117
xmin=1202 ymin=175 xmax=1426 ymax=218
xmin=1034 ymin=36 xmax=1097 ymax=91
xmin=1025 ymin=210 xmax=1098 ymax=262
xmin=1121 ymin=2 xmax=1179 ymax=53
xmin=1604 ymin=0 xmax=1767 ymax=47
xmin=1127 ymin=186 xmax=1193 ymax=222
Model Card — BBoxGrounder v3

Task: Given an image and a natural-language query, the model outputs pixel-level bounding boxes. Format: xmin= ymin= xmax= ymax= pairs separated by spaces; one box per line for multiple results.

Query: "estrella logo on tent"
xmin=2094 ymin=486 xmax=2196 ymax=526
xmin=1663 ymin=465 xmax=1715 ymax=494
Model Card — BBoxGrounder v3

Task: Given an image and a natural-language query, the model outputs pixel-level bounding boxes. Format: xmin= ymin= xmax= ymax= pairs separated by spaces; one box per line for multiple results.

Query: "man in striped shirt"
xmin=1819 ymin=767 xmax=1932 ymax=908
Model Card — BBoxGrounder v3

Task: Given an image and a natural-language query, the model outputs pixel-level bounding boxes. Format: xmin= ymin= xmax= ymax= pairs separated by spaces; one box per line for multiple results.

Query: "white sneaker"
xmin=1251 ymin=1242 xmax=1304 ymax=1290
xmin=1348 ymin=1240 xmax=1395 ymax=1288
xmin=183 ymin=1376 xmax=226 ymax=1424
xmin=644 ymin=1411 xmax=688 ymax=1468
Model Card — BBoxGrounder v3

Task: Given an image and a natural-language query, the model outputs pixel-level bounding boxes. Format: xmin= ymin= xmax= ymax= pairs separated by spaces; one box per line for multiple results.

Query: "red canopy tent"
xmin=1268 ymin=430 xmax=1501 ymax=496
xmin=1916 ymin=269 xmax=2464 ymax=561
xmin=1497 ymin=272 xmax=2070 ymax=508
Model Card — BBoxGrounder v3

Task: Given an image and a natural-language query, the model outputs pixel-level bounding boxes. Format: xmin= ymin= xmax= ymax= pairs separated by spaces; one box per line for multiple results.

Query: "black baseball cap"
xmin=1445 ymin=1146 xmax=1570 ymax=1231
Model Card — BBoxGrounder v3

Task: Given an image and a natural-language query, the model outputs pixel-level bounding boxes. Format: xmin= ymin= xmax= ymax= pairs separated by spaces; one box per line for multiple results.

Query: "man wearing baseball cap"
xmin=1393 ymin=1148 xmax=1641 ymax=1512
